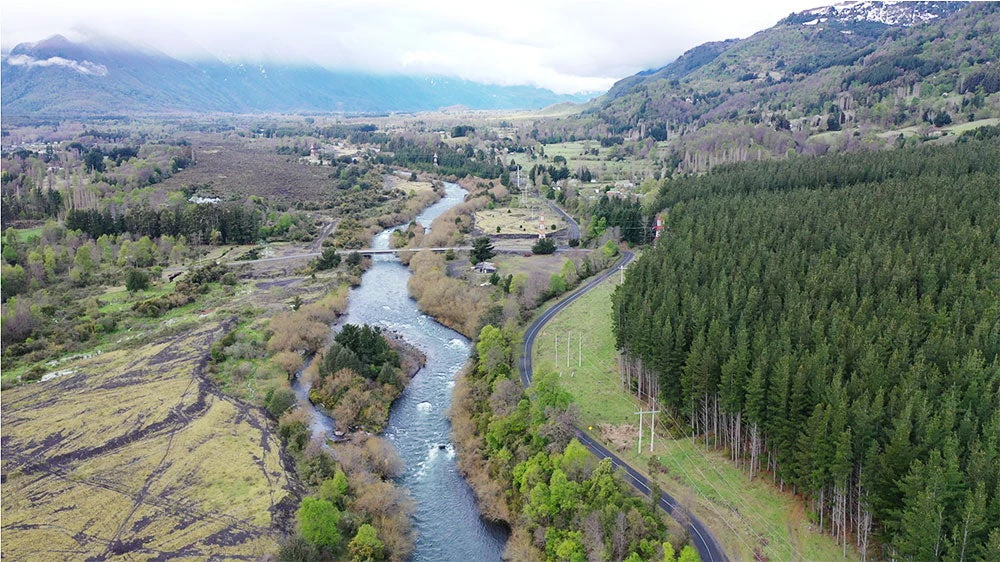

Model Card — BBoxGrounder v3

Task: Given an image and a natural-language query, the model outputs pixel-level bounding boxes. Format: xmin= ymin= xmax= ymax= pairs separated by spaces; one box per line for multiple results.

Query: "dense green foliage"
xmin=532 ymin=238 xmax=556 ymax=255
xmin=348 ymin=523 xmax=385 ymax=562
xmin=313 ymin=247 xmax=342 ymax=271
xmin=124 ymin=267 xmax=150 ymax=293
xmin=470 ymin=236 xmax=496 ymax=264
xmin=0 ymin=223 xmax=201 ymax=366
xmin=591 ymin=197 xmax=647 ymax=245
xmin=65 ymin=202 xmax=262 ymax=244
xmin=375 ymin=137 xmax=504 ymax=179
xmin=459 ymin=324 xmax=679 ymax=561
xmin=1 ymin=139 xmax=190 ymax=225
xmin=311 ymin=324 xmax=405 ymax=431
xmin=613 ymin=139 xmax=1000 ymax=560
xmin=297 ymin=496 xmax=343 ymax=549
xmin=277 ymin=409 xmax=412 ymax=561
xmin=332 ymin=324 xmax=400 ymax=380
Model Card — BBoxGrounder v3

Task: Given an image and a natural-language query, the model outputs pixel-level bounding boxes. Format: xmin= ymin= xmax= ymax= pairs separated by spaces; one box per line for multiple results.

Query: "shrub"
xmin=22 ymin=365 xmax=45 ymax=382
xmin=267 ymin=312 xmax=329 ymax=354
xmin=532 ymin=238 xmax=556 ymax=255
xmin=266 ymin=387 xmax=298 ymax=418
xmin=124 ymin=268 xmax=150 ymax=293
xmin=297 ymin=497 xmax=342 ymax=549
xmin=273 ymin=350 xmax=305 ymax=377
xmin=279 ymin=408 xmax=312 ymax=454
xmin=277 ymin=535 xmax=319 ymax=562
xmin=187 ymin=262 xmax=228 ymax=285
xmin=549 ymin=274 xmax=567 ymax=296
xmin=349 ymin=524 xmax=385 ymax=562
xmin=314 ymin=248 xmax=342 ymax=271
xmin=600 ymin=240 xmax=619 ymax=259
xmin=319 ymin=470 xmax=349 ymax=507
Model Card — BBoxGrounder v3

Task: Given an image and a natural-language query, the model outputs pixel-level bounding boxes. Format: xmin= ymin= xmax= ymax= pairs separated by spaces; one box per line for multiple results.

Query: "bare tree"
xmin=489 ymin=378 xmax=524 ymax=417
xmin=612 ymin=511 xmax=627 ymax=562
xmin=582 ymin=511 xmax=606 ymax=562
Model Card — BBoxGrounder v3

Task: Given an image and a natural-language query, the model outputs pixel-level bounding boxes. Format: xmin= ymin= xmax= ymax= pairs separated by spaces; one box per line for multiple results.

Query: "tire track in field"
xmin=3 ymin=318 xmax=295 ymax=559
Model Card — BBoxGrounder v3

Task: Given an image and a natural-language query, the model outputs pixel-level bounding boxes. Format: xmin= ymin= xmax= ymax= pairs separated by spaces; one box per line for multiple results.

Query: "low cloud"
xmin=2 ymin=0 xmax=818 ymax=94
xmin=6 ymin=54 xmax=108 ymax=76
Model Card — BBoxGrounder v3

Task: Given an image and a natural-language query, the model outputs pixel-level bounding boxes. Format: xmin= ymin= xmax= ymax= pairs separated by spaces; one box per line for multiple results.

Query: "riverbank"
xmin=399 ymin=180 xmax=666 ymax=559
xmin=330 ymin=180 xmax=509 ymax=560
xmin=329 ymin=175 xmax=444 ymax=250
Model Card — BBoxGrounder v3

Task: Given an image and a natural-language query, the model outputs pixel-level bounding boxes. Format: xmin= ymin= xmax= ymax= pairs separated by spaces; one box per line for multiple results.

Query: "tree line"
xmin=65 ymin=202 xmax=262 ymax=245
xmin=375 ymin=137 xmax=505 ymax=179
xmin=612 ymin=138 xmax=1000 ymax=560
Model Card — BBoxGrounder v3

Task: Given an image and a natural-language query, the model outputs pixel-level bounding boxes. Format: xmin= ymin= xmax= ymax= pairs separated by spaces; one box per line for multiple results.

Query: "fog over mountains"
xmin=1 ymin=34 xmax=594 ymax=116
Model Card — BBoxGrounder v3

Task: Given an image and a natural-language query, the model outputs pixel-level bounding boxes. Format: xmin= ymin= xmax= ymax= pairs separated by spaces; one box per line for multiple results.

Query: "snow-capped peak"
xmin=799 ymin=1 xmax=966 ymax=27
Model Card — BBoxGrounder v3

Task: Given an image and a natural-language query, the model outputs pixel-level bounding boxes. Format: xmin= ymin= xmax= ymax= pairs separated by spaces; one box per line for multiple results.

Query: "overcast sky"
xmin=3 ymin=0 xmax=823 ymax=93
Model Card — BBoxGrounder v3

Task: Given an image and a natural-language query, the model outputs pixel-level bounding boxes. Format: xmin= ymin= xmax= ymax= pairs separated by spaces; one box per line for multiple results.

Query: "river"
xmin=294 ymin=182 xmax=508 ymax=560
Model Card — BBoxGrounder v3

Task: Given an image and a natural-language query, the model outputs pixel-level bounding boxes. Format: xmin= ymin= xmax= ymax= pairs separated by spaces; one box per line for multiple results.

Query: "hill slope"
xmin=538 ymin=1 xmax=999 ymax=171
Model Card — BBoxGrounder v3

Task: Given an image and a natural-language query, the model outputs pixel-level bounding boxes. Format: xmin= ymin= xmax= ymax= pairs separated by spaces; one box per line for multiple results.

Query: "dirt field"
xmin=1 ymin=318 xmax=302 ymax=560
xmin=157 ymin=134 xmax=335 ymax=204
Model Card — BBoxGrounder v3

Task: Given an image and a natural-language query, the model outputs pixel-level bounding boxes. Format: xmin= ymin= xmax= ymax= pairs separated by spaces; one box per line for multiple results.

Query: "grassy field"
xmin=475 ymin=199 xmax=567 ymax=235
xmin=1 ymin=317 xmax=301 ymax=560
xmin=10 ymin=226 xmax=43 ymax=241
xmin=505 ymin=141 xmax=662 ymax=185
xmin=876 ymin=117 xmax=1000 ymax=140
xmin=384 ymin=173 xmax=437 ymax=198
xmin=532 ymin=275 xmax=859 ymax=562
xmin=0 ymin=262 xmax=349 ymax=557
xmin=944 ymin=117 xmax=1000 ymax=133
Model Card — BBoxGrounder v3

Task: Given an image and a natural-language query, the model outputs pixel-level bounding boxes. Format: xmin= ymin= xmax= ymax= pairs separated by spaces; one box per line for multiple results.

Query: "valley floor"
xmin=1 ymin=317 xmax=302 ymax=560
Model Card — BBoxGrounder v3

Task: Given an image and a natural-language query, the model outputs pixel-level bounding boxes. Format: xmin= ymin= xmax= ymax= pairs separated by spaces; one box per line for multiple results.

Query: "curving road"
xmin=518 ymin=250 xmax=729 ymax=562
xmin=547 ymin=200 xmax=581 ymax=240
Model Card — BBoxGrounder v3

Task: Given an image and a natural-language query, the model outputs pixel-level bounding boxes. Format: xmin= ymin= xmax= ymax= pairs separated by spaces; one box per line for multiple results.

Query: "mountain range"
xmin=1 ymin=34 xmax=592 ymax=117
xmin=572 ymin=0 xmax=998 ymax=165
xmin=5 ymin=0 xmax=998 ymax=137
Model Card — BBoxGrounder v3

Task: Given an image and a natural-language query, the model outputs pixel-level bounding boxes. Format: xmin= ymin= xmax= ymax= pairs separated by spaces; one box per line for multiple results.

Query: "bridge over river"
xmin=228 ymin=244 xmax=583 ymax=266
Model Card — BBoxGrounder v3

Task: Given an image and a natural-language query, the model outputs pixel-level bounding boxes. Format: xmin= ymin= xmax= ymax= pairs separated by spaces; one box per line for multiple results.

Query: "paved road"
xmin=518 ymin=250 xmax=729 ymax=562
xmin=547 ymin=199 xmax=581 ymax=240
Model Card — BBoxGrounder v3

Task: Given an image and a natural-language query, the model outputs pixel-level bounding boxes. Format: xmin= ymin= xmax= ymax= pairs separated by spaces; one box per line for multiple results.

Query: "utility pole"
xmin=636 ymin=407 xmax=661 ymax=454
xmin=567 ymin=331 xmax=571 ymax=368
xmin=637 ymin=408 xmax=643 ymax=453
xmin=554 ymin=333 xmax=558 ymax=363
xmin=579 ymin=335 xmax=582 ymax=368
xmin=650 ymin=407 xmax=657 ymax=452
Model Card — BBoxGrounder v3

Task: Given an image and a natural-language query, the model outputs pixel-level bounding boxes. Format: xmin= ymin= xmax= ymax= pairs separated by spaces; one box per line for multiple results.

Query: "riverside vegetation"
xmin=387 ymin=173 xmax=701 ymax=559
xmin=0 ymin=119 xmax=442 ymax=559
xmin=451 ymin=322 xmax=700 ymax=562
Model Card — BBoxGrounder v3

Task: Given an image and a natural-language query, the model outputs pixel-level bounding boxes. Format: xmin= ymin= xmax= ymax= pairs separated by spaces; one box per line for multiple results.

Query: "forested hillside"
xmin=612 ymin=136 xmax=1000 ymax=560
xmin=529 ymin=2 xmax=1000 ymax=173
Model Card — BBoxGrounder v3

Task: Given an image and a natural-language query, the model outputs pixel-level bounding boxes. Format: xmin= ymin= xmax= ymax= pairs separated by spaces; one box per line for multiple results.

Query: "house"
xmin=472 ymin=261 xmax=497 ymax=273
